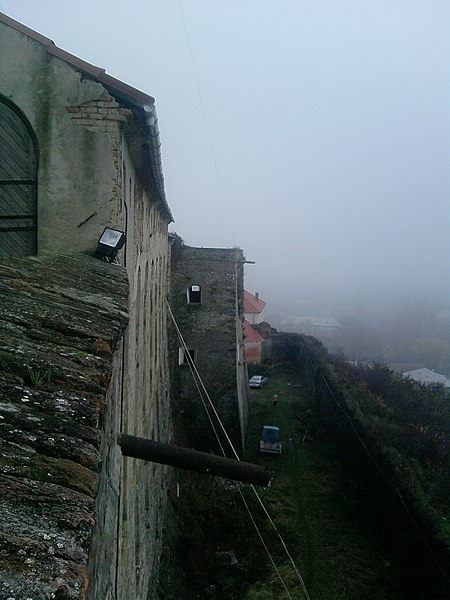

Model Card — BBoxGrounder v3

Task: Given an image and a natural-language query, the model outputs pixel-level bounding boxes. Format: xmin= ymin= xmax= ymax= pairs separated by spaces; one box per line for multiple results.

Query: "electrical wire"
xmin=177 ymin=0 xmax=235 ymax=244
xmin=166 ymin=300 xmax=225 ymax=455
xmin=249 ymin=483 xmax=311 ymax=600
xmin=167 ymin=299 xmax=238 ymax=458
xmin=180 ymin=336 xmax=227 ymax=458
xmin=185 ymin=348 xmax=227 ymax=457
xmin=321 ymin=374 xmax=450 ymax=588
xmin=167 ymin=299 xmax=312 ymax=599
xmin=236 ymin=483 xmax=294 ymax=600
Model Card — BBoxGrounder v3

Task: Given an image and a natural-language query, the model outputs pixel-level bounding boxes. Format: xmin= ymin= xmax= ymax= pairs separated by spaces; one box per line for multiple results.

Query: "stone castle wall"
xmin=113 ymin=186 xmax=172 ymax=600
xmin=0 ymin=18 xmax=174 ymax=598
xmin=0 ymin=255 xmax=128 ymax=599
xmin=0 ymin=16 xmax=250 ymax=599
xmin=0 ymin=251 xmax=172 ymax=600
xmin=170 ymin=244 xmax=249 ymax=458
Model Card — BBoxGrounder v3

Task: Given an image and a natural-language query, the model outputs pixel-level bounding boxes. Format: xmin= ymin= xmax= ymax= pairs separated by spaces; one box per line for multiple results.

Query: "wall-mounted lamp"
xmin=95 ymin=227 xmax=126 ymax=262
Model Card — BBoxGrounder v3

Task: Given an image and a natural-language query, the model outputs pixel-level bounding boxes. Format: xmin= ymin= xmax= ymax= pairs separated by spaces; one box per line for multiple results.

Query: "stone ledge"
xmin=0 ymin=254 xmax=129 ymax=599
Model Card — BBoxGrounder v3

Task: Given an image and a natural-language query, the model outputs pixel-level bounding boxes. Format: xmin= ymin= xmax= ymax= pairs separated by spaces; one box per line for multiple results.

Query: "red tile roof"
xmin=243 ymin=320 xmax=264 ymax=343
xmin=243 ymin=291 xmax=266 ymax=314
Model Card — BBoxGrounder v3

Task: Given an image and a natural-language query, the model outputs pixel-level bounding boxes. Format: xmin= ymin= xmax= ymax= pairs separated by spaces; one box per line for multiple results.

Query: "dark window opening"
xmin=187 ymin=284 xmax=201 ymax=304
xmin=178 ymin=347 xmax=196 ymax=366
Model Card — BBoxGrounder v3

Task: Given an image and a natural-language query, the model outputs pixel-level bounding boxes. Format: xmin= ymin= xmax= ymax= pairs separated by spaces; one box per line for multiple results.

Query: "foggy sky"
xmin=2 ymin=0 xmax=448 ymax=309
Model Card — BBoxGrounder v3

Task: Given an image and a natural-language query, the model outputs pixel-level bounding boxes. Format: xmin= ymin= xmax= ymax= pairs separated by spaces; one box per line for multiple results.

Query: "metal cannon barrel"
xmin=118 ymin=434 xmax=272 ymax=487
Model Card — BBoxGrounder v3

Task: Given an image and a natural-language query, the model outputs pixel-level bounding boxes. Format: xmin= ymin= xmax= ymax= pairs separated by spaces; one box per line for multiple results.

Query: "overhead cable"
xmin=321 ymin=374 xmax=450 ymax=588
xmin=167 ymin=299 xmax=312 ymax=599
xmin=178 ymin=0 xmax=235 ymax=243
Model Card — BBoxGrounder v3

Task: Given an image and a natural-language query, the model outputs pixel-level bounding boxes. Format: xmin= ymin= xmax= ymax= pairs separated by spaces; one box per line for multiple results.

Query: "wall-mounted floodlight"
xmin=95 ymin=227 xmax=126 ymax=262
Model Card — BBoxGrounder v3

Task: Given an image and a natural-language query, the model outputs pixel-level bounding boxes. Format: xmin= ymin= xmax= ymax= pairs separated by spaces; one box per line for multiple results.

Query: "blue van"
xmin=259 ymin=425 xmax=281 ymax=455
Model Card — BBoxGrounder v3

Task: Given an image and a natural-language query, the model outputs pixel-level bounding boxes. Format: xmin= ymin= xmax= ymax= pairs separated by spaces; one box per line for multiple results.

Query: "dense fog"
xmin=4 ymin=0 xmax=448 ymax=369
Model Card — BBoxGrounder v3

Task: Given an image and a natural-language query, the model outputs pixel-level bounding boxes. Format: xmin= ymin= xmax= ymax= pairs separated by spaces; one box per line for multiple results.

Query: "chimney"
xmin=255 ymin=292 xmax=259 ymax=301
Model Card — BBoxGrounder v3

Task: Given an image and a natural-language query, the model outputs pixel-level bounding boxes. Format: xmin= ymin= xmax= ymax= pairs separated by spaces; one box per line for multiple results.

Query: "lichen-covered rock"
xmin=0 ymin=254 xmax=128 ymax=599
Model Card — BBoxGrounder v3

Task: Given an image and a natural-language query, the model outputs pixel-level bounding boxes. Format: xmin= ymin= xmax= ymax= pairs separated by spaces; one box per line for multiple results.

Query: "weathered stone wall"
xmin=235 ymin=263 xmax=249 ymax=456
xmin=0 ymin=23 xmax=121 ymax=255
xmin=1 ymin=18 xmax=174 ymax=599
xmin=114 ymin=180 xmax=172 ymax=600
xmin=0 ymin=254 xmax=129 ymax=599
xmin=0 ymin=20 xmax=166 ymax=261
xmin=170 ymin=244 xmax=249 ymax=457
xmin=0 ymin=250 xmax=172 ymax=600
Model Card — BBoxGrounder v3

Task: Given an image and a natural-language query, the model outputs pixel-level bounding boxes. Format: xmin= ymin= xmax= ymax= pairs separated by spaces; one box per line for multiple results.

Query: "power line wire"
xmin=167 ymin=299 xmax=312 ymax=599
xmin=236 ymin=483 xmax=295 ymax=600
xmin=178 ymin=0 xmax=235 ymax=243
xmin=167 ymin=299 xmax=237 ymax=458
xmin=249 ymin=483 xmax=312 ymax=600
xmin=321 ymin=374 xmax=450 ymax=588
xmin=166 ymin=299 xmax=226 ymax=456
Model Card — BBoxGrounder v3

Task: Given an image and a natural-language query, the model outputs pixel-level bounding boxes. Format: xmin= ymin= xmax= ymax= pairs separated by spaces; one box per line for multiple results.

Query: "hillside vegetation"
xmin=331 ymin=358 xmax=449 ymax=542
xmin=242 ymin=370 xmax=406 ymax=599
xmin=158 ymin=333 xmax=449 ymax=598
xmin=323 ymin=357 xmax=450 ymax=596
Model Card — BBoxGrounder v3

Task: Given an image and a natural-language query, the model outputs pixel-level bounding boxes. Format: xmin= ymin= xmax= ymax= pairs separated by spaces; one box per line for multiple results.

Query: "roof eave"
xmin=0 ymin=11 xmax=173 ymax=224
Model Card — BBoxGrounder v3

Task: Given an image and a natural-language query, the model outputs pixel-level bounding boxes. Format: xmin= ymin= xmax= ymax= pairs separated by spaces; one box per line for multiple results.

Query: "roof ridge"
xmin=0 ymin=11 xmax=174 ymax=223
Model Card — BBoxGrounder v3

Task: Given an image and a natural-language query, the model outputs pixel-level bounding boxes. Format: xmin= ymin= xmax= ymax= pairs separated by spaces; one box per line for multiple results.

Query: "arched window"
xmin=0 ymin=97 xmax=38 ymax=257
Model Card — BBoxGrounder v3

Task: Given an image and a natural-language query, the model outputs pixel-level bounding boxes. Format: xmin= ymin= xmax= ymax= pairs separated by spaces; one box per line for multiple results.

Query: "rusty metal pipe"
xmin=118 ymin=434 xmax=272 ymax=487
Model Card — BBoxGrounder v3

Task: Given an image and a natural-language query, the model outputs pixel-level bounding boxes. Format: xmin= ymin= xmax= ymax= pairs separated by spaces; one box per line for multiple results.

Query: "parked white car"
xmin=249 ymin=375 xmax=268 ymax=389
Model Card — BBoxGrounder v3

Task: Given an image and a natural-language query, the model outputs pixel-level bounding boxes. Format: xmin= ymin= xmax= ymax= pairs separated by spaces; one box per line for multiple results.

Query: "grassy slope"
xmin=243 ymin=370 xmax=404 ymax=600
xmin=158 ymin=368 xmax=407 ymax=599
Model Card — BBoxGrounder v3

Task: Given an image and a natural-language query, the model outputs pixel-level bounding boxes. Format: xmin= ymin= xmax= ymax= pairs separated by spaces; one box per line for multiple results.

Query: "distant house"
xmin=244 ymin=319 xmax=264 ymax=364
xmin=403 ymin=368 xmax=450 ymax=388
xmin=244 ymin=291 xmax=266 ymax=324
xmin=281 ymin=316 xmax=341 ymax=339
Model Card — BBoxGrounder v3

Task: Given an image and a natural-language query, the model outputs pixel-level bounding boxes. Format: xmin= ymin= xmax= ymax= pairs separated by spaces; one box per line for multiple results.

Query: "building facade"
xmin=0 ymin=13 xmax=173 ymax=599
xmin=244 ymin=319 xmax=265 ymax=364
xmin=243 ymin=290 xmax=266 ymax=325
xmin=170 ymin=240 xmax=249 ymax=457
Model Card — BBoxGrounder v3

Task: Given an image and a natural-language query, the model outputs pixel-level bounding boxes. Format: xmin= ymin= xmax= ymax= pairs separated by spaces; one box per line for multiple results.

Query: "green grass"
xmin=243 ymin=370 xmax=404 ymax=600
xmin=158 ymin=369 xmax=407 ymax=599
xmin=26 ymin=364 xmax=51 ymax=385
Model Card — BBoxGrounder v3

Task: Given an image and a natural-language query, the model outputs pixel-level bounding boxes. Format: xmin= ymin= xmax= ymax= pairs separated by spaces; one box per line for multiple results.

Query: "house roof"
xmin=0 ymin=11 xmax=173 ymax=222
xmin=403 ymin=368 xmax=450 ymax=387
xmin=244 ymin=291 xmax=266 ymax=314
xmin=281 ymin=316 xmax=341 ymax=328
xmin=244 ymin=320 xmax=264 ymax=343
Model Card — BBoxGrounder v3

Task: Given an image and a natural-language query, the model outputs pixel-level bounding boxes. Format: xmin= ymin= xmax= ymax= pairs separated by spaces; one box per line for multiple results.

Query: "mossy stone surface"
xmin=0 ymin=254 xmax=128 ymax=599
